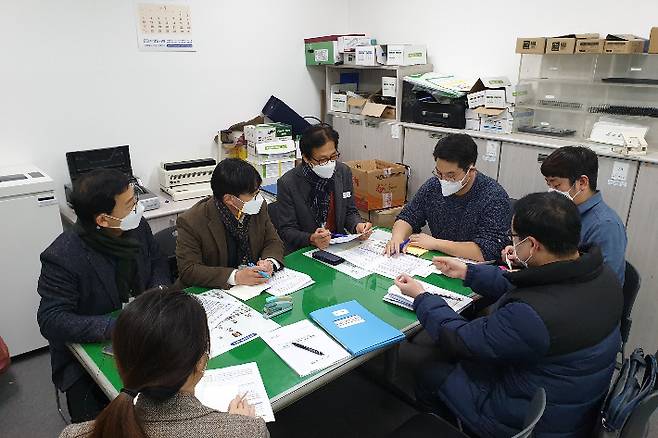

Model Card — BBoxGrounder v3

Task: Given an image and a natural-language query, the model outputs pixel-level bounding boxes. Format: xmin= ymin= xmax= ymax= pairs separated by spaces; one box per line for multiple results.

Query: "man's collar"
xmin=577 ymin=191 xmax=602 ymax=214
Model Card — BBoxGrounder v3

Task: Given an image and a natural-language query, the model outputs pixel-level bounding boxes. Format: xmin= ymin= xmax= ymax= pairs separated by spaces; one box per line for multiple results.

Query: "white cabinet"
xmin=625 ymin=162 xmax=658 ymax=353
xmin=331 ymin=114 xmax=403 ymax=164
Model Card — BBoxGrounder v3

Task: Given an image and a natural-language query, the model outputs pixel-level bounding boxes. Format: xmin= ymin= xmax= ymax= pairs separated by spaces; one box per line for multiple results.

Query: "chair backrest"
xmin=512 ymin=388 xmax=547 ymax=438
xmin=268 ymin=201 xmax=282 ymax=230
xmin=620 ymin=390 xmax=658 ymax=438
xmin=153 ymin=225 xmax=178 ymax=283
xmin=621 ymin=262 xmax=641 ymax=343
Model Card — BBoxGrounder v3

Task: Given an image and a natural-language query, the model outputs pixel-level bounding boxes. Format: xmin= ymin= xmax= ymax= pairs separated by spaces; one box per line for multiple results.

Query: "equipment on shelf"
xmin=589 ymin=105 xmax=658 ymax=118
xmin=159 ymin=158 xmax=216 ymax=201
xmin=536 ymin=99 xmax=583 ymax=110
xmin=518 ymin=125 xmax=576 ymax=137
xmin=401 ymin=80 xmax=467 ymax=129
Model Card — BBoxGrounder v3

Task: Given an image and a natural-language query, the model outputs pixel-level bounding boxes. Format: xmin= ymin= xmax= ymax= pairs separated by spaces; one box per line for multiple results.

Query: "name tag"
xmin=343 ymin=191 xmax=351 ymax=199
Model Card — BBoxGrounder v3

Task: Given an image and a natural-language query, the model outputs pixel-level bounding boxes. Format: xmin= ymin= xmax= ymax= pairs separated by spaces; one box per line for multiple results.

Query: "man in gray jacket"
xmin=275 ymin=124 xmax=372 ymax=253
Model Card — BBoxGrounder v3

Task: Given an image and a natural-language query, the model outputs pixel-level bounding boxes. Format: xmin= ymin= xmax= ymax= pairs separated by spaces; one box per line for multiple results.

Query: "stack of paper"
xmin=384 ymin=280 xmax=472 ymax=313
xmin=224 ymin=268 xmax=315 ymax=301
xmin=261 ymin=320 xmax=351 ymax=376
xmin=196 ymin=290 xmax=279 ymax=358
xmin=329 ymin=233 xmax=362 ymax=245
xmin=195 ymin=362 xmax=275 ymax=422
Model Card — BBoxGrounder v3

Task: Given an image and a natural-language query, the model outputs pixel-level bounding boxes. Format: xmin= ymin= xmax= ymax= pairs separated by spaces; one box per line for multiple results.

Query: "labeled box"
xmin=604 ymin=34 xmax=647 ymax=54
xmin=650 ymin=27 xmax=658 ymax=54
xmin=516 ymin=37 xmax=546 ymax=54
xmin=358 ymin=205 xmax=405 ymax=228
xmin=337 ymin=35 xmax=375 ymax=53
xmin=247 ymin=139 xmax=297 ymax=159
xmin=384 ymin=44 xmax=427 ymax=66
xmin=546 ymin=37 xmax=576 ymax=54
xmin=346 ymin=160 xmax=407 ymax=211
xmin=330 ymin=83 xmax=358 ymax=113
xmin=249 ymin=158 xmax=296 ymax=179
xmin=355 ymin=45 xmax=379 ymax=66
xmin=382 ymin=77 xmax=397 ymax=97
xmin=244 ymin=123 xmax=292 ymax=144
xmin=576 ymin=39 xmax=605 ymax=53
xmin=468 ymin=77 xmax=512 ymax=109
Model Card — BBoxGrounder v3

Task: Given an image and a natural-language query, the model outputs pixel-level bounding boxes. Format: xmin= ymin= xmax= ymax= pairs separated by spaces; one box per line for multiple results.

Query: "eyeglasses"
xmin=432 ymin=168 xmax=467 ymax=182
xmin=310 ymin=152 xmax=340 ymax=166
xmin=128 ymin=181 xmax=139 ymax=213
xmin=506 ymin=229 xmax=523 ymax=241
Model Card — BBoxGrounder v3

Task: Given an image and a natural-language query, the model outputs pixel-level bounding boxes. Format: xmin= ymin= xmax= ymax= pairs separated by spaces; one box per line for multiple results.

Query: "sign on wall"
xmin=135 ymin=1 xmax=196 ymax=52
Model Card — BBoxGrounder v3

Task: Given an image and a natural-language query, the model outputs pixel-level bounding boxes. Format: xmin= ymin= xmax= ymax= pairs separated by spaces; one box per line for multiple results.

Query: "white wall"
xmin=0 ymin=0 xmax=348 ymax=196
xmin=348 ymin=0 xmax=658 ymax=81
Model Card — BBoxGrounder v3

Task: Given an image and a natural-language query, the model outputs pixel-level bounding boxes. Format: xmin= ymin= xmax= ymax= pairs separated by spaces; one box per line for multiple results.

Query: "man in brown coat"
xmin=176 ymin=158 xmax=284 ymax=289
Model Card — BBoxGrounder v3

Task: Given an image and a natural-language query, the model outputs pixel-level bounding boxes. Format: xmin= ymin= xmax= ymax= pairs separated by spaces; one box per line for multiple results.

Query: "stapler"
xmin=262 ymin=296 xmax=293 ymax=319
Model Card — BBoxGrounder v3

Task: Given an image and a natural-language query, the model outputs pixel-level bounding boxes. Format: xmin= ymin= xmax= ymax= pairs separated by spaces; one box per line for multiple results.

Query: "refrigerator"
xmin=0 ymin=165 xmax=62 ymax=356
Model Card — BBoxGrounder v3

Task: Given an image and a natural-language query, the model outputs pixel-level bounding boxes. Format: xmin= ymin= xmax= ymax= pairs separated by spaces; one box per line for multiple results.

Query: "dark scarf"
xmin=74 ymin=222 xmax=142 ymax=303
xmin=301 ymin=161 xmax=334 ymax=227
xmin=214 ymin=197 xmax=254 ymax=266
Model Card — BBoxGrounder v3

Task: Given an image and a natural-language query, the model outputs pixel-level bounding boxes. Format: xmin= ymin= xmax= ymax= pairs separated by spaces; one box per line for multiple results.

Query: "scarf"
xmin=74 ymin=221 xmax=142 ymax=303
xmin=301 ymin=161 xmax=334 ymax=227
xmin=214 ymin=197 xmax=254 ymax=266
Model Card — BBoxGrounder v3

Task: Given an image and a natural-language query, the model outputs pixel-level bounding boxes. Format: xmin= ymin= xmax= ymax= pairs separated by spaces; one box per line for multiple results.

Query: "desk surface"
xmin=70 ymin=245 xmax=472 ymax=411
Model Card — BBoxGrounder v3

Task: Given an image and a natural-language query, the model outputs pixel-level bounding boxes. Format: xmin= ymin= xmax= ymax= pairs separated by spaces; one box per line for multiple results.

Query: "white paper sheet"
xmin=266 ymin=268 xmax=315 ymax=297
xmin=414 ymin=264 xmax=443 ymax=278
xmin=224 ymin=283 xmax=271 ymax=301
xmin=303 ymin=249 xmax=371 ymax=279
xmin=385 ymin=281 xmax=472 ymax=313
xmin=261 ymin=320 xmax=351 ymax=377
xmin=195 ymin=362 xmax=274 ymax=422
xmin=197 ymin=290 xmax=279 ymax=358
xmin=329 ymin=233 xmax=362 ymax=245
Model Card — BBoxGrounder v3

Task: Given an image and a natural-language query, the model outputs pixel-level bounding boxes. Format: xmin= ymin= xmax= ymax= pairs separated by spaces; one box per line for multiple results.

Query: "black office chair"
xmin=509 ymin=198 xmax=518 ymax=209
xmin=388 ymin=388 xmax=546 ymax=438
xmin=154 ymin=225 xmax=178 ymax=283
xmin=268 ymin=201 xmax=281 ymax=230
xmin=620 ymin=261 xmax=641 ymax=357
xmin=617 ymin=352 xmax=658 ymax=438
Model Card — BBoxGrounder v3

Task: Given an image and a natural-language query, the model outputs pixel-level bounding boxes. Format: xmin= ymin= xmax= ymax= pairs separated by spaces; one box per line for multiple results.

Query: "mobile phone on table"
xmin=312 ymin=250 xmax=345 ymax=266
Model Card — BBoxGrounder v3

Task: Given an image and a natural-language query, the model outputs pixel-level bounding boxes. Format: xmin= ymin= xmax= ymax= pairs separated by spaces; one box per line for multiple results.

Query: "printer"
xmin=64 ymin=145 xmax=161 ymax=211
xmin=159 ymin=158 xmax=216 ymax=201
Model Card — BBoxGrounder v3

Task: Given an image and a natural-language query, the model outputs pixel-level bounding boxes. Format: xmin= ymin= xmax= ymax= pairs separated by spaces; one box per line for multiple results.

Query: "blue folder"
xmin=309 ymin=300 xmax=405 ymax=356
xmin=261 ymin=183 xmax=278 ymax=196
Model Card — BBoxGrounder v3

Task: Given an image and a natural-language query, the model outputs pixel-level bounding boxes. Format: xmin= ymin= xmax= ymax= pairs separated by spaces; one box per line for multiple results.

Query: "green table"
xmin=69 ymin=245 xmax=472 ymax=412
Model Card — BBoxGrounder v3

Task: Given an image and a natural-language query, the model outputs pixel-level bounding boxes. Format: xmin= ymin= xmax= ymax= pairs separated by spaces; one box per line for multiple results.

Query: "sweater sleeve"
xmin=397 ymin=180 xmax=431 ymax=233
xmin=471 ymin=191 xmax=511 ymax=261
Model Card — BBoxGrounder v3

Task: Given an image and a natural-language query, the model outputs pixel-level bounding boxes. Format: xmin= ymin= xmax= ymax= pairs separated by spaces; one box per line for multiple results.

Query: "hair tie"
xmin=120 ymin=388 xmax=139 ymax=398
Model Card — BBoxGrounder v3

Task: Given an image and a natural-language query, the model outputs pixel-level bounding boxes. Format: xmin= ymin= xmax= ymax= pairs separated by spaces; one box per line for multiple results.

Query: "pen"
xmin=399 ymin=238 xmax=410 ymax=252
xmin=505 ymin=255 xmax=513 ymax=271
xmin=291 ymin=342 xmax=324 ymax=356
xmin=436 ymin=293 xmax=463 ymax=302
xmin=331 ymin=233 xmax=348 ymax=238
xmin=248 ymin=262 xmax=271 ymax=279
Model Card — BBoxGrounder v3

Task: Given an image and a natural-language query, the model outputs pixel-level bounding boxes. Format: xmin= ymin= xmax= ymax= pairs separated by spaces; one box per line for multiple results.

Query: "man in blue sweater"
xmin=385 ymin=133 xmax=510 ymax=262
xmin=395 ymin=192 xmax=622 ymax=437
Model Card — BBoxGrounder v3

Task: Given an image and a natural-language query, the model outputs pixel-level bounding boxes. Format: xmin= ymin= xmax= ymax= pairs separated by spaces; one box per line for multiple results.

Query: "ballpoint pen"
xmin=291 ymin=342 xmax=324 ymax=356
xmin=248 ymin=262 xmax=271 ymax=279
xmin=399 ymin=238 xmax=410 ymax=252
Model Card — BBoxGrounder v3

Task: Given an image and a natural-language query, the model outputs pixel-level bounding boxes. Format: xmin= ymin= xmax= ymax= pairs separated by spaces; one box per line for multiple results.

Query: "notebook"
xmin=309 ymin=300 xmax=405 ymax=356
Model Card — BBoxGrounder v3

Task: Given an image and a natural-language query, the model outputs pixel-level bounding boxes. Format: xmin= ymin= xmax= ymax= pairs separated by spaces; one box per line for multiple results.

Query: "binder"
xmin=309 ymin=300 xmax=405 ymax=356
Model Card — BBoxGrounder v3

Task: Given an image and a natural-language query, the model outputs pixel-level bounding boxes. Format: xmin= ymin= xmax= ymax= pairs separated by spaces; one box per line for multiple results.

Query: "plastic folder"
xmin=309 ymin=300 xmax=405 ymax=356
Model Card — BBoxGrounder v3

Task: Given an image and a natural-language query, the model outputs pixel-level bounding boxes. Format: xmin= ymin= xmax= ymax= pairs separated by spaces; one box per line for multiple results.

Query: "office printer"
xmin=64 ymin=145 xmax=161 ymax=211
xmin=159 ymin=158 xmax=216 ymax=201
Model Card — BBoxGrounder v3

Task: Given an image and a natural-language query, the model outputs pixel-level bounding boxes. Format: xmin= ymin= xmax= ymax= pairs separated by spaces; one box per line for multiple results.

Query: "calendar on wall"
xmin=135 ymin=1 xmax=196 ymax=52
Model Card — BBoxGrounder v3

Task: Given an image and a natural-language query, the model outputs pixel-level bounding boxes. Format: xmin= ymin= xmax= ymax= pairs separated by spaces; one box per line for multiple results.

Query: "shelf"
xmin=326 ymin=63 xmax=433 ymax=71
xmin=519 ymin=77 xmax=658 ymax=89
xmin=517 ymin=104 xmax=586 ymax=114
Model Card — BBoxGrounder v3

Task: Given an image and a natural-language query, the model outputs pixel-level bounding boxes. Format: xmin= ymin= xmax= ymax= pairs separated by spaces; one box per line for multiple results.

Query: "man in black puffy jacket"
xmin=395 ymin=192 xmax=623 ymax=437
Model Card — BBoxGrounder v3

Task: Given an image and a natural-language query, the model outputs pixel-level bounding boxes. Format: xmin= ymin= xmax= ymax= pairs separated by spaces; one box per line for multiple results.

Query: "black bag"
xmin=401 ymin=81 xmax=467 ymax=129
xmin=262 ymin=95 xmax=312 ymax=137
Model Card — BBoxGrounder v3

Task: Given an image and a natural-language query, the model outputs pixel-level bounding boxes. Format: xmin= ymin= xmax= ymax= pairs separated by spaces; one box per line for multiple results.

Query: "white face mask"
xmin=513 ymin=236 xmax=533 ymax=268
xmin=104 ymin=202 xmax=145 ymax=231
xmin=439 ymin=168 xmax=472 ymax=197
xmin=311 ymin=160 xmax=337 ymax=179
xmin=547 ymin=181 xmax=582 ymax=202
xmin=239 ymin=194 xmax=264 ymax=215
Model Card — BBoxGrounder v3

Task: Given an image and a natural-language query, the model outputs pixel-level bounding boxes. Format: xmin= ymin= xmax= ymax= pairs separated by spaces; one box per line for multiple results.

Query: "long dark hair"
xmin=90 ymin=288 xmax=210 ymax=438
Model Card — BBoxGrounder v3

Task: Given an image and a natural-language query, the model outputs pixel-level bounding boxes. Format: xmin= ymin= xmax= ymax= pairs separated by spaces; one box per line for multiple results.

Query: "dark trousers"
xmin=66 ymin=372 xmax=109 ymax=423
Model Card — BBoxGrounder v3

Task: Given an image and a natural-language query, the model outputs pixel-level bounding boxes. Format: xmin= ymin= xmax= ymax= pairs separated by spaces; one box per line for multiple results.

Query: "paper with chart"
xmin=196 ymin=290 xmax=279 ymax=358
xmin=261 ymin=320 xmax=351 ymax=377
xmin=384 ymin=280 xmax=472 ymax=313
xmin=266 ymin=268 xmax=315 ymax=297
xmin=303 ymin=249 xmax=371 ymax=279
xmin=195 ymin=362 xmax=274 ymax=422
xmin=135 ymin=0 xmax=196 ymax=51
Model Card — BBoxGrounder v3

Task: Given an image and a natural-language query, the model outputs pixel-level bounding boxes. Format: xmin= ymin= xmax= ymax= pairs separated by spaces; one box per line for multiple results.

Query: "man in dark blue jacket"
xmin=37 ymin=169 xmax=170 ymax=422
xmin=395 ymin=192 xmax=623 ymax=437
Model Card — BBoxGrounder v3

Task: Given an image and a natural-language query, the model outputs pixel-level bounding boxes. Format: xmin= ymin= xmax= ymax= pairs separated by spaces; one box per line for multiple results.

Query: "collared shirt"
xmin=397 ymin=172 xmax=511 ymax=261
xmin=578 ymin=192 xmax=627 ymax=284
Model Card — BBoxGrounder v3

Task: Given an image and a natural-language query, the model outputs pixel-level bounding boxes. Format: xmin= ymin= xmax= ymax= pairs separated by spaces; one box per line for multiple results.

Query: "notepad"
xmin=195 ymin=362 xmax=275 ymax=422
xmin=405 ymin=245 xmax=429 ymax=257
xmin=224 ymin=268 xmax=315 ymax=301
xmin=384 ymin=280 xmax=473 ymax=313
xmin=261 ymin=320 xmax=351 ymax=377
xmin=310 ymin=300 xmax=405 ymax=356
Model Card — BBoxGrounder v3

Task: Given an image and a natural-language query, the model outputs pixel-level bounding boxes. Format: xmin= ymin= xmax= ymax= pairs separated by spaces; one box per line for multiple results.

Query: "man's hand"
xmin=356 ymin=222 xmax=373 ymax=240
xmin=409 ymin=233 xmax=438 ymax=251
xmin=309 ymin=228 xmax=331 ymax=249
xmin=501 ymin=245 xmax=520 ymax=268
xmin=235 ymin=266 xmax=268 ymax=285
xmin=385 ymin=234 xmax=408 ymax=256
xmin=256 ymin=259 xmax=274 ymax=276
xmin=228 ymin=393 xmax=256 ymax=417
xmin=394 ymin=273 xmax=425 ymax=299
xmin=432 ymin=257 xmax=468 ymax=280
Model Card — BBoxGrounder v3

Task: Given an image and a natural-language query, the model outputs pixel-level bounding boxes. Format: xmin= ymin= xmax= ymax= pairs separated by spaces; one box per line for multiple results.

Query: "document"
xmin=195 ymin=362 xmax=275 ymax=422
xmin=266 ymin=268 xmax=315 ymax=297
xmin=414 ymin=264 xmax=443 ymax=278
xmin=384 ymin=281 xmax=472 ymax=313
xmin=329 ymin=233 xmax=362 ymax=245
xmin=224 ymin=283 xmax=270 ymax=301
xmin=261 ymin=319 xmax=351 ymax=377
xmin=197 ymin=290 xmax=279 ymax=358
xmin=303 ymin=249 xmax=371 ymax=279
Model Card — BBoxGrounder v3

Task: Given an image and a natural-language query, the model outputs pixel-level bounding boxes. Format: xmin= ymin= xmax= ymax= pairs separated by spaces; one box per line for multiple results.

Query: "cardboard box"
xmin=546 ymin=37 xmax=576 ymax=54
xmin=468 ymin=77 xmax=512 ymax=109
xmin=249 ymin=158 xmax=296 ymax=179
xmin=347 ymin=160 xmax=407 ymax=211
xmin=358 ymin=205 xmax=405 ymax=228
xmin=247 ymin=139 xmax=296 ymax=157
xmin=330 ymin=83 xmax=357 ymax=112
xmin=244 ymin=123 xmax=292 ymax=144
xmin=576 ymin=39 xmax=605 ymax=53
xmin=516 ymin=37 xmax=546 ymax=54
xmin=385 ymin=44 xmax=427 ymax=66
xmin=337 ymin=36 xmax=375 ymax=53
xmin=361 ymin=101 xmax=396 ymax=119
xmin=355 ymin=45 xmax=379 ymax=66
xmin=480 ymin=109 xmax=514 ymax=134
xmin=347 ymin=95 xmax=368 ymax=114
xmin=650 ymin=27 xmax=658 ymax=54
xmin=304 ymin=34 xmax=367 ymax=65
xmin=382 ymin=77 xmax=397 ymax=97
xmin=604 ymin=34 xmax=647 ymax=54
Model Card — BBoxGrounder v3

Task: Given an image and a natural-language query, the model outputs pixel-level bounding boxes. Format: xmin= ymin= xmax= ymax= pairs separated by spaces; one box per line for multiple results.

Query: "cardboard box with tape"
xmin=650 ymin=27 xmax=658 ymax=54
xmin=516 ymin=37 xmax=546 ymax=54
xmin=604 ymin=34 xmax=648 ymax=54
xmin=358 ymin=205 xmax=405 ymax=228
xmin=347 ymin=160 xmax=407 ymax=211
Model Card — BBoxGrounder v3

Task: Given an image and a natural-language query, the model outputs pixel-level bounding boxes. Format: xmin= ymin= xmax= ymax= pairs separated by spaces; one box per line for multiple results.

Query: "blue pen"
xmin=399 ymin=238 xmax=410 ymax=252
xmin=331 ymin=233 xmax=348 ymax=238
xmin=248 ymin=262 xmax=271 ymax=279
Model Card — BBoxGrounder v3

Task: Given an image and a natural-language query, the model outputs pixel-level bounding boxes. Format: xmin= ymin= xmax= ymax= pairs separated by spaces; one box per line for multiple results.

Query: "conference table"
xmin=69 ymin=242 xmax=473 ymax=412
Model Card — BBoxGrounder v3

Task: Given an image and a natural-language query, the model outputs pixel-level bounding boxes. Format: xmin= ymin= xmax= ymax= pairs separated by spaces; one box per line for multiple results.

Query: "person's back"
xmin=59 ymin=288 xmax=268 ymax=438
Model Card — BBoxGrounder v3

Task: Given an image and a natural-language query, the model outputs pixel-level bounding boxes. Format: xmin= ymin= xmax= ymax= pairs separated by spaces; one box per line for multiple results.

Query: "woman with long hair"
xmin=59 ymin=288 xmax=269 ymax=438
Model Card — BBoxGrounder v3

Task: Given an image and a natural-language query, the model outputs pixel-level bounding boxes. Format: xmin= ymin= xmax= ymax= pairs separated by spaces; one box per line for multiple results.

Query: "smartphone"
xmin=312 ymin=250 xmax=345 ymax=266
xmin=102 ymin=344 xmax=114 ymax=356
